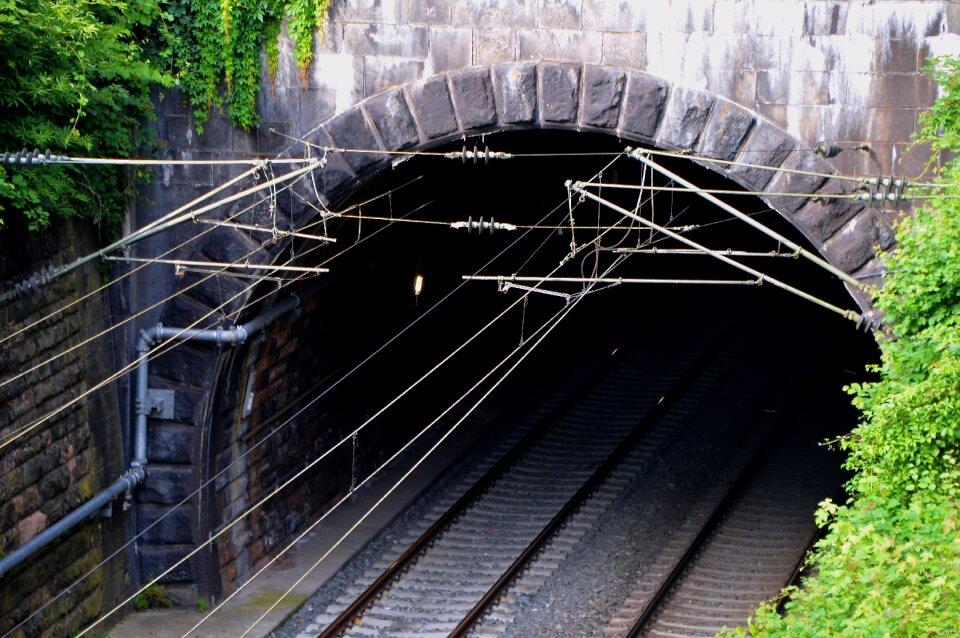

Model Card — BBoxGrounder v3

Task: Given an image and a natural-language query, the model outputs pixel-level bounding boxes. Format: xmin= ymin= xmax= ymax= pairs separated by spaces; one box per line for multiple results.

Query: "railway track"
xmin=279 ymin=297 xmax=858 ymax=638
xmin=607 ymin=369 xmax=849 ymax=638
xmin=297 ymin=310 xmax=743 ymax=638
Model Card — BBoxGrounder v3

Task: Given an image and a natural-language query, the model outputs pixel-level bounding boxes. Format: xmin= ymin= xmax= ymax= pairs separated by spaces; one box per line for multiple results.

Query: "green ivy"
xmin=165 ymin=0 xmax=331 ymax=132
xmin=722 ymin=56 xmax=960 ymax=637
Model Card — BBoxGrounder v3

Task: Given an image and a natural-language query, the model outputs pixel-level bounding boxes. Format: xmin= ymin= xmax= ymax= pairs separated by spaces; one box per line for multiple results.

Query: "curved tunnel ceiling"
xmin=242 ymin=130 xmax=879 ymax=451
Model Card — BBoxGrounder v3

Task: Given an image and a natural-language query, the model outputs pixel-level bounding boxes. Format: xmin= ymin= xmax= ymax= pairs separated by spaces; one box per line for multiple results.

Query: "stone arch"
xmin=140 ymin=63 xmax=891 ymax=592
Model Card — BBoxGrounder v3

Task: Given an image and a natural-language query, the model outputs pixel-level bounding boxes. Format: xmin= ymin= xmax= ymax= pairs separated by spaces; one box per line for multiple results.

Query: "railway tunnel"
xmin=181 ymin=129 xmax=880 ymax=634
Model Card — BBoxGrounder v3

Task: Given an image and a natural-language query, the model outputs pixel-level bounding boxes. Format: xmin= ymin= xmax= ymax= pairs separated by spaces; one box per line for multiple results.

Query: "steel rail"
xmin=447 ymin=308 xmax=745 ymax=637
xmin=315 ymin=336 xmax=641 ymax=638
xmin=624 ymin=357 xmax=837 ymax=637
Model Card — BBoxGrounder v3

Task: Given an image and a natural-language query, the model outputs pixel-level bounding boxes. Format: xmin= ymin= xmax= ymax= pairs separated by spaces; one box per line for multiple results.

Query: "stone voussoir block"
xmin=581 ymin=65 xmax=626 ymax=130
xmin=494 ymin=62 xmax=538 ymax=125
xmin=365 ymin=89 xmax=421 ymax=151
xmin=791 ymin=178 xmax=868 ymax=244
xmin=539 ymin=62 xmax=581 ymax=125
xmin=618 ymin=72 xmax=669 ymax=144
xmin=698 ymin=99 xmax=756 ymax=162
xmin=764 ymin=150 xmax=833 ymax=216
xmin=323 ymin=107 xmax=386 ymax=176
xmin=449 ymin=66 xmax=499 ymax=133
xmin=304 ymin=127 xmax=357 ymax=203
xmin=656 ymin=85 xmax=716 ymax=151
xmin=729 ymin=121 xmax=797 ymax=190
xmin=822 ymin=208 xmax=892 ymax=273
xmin=408 ymin=75 xmax=461 ymax=141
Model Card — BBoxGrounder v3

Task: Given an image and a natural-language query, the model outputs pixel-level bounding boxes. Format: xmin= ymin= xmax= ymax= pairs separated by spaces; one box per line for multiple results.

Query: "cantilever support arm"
xmin=567 ymin=183 xmax=862 ymax=324
xmin=614 ymin=148 xmax=869 ymax=293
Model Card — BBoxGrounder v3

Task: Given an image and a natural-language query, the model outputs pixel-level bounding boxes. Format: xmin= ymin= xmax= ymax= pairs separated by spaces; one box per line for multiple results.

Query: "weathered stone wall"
xmin=122 ymin=0 xmax=959 ymax=596
xmin=0 ymin=219 xmax=128 ymax=636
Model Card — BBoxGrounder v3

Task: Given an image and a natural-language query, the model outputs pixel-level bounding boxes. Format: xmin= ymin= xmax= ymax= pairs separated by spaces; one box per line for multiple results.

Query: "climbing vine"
xmin=164 ymin=0 xmax=330 ymax=132
xmin=721 ymin=56 xmax=960 ymax=637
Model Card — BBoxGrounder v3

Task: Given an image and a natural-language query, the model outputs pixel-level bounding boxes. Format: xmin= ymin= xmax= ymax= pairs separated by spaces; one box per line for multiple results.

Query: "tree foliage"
xmin=722 ymin=56 xmax=960 ymax=637
xmin=0 ymin=0 xmax=171 ymax=230
xmin=0 ymin=0 xmax=331 ymax=231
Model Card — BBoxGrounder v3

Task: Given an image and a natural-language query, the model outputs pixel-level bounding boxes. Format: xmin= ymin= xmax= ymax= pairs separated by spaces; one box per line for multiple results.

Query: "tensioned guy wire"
xmin=76 ymin=158 xmax=620 ymax=637
xmin=12 ymin=165 xmax=592 ymax=637
xmin=0 ymin=194 xmax=449 ymax=638
xmin=233 ymin=252 xmax=634 ymax=637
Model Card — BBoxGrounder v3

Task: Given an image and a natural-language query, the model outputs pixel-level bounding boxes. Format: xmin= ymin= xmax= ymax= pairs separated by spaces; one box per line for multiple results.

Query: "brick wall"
xmin=0 ymin=219 xmax=127 ymax=636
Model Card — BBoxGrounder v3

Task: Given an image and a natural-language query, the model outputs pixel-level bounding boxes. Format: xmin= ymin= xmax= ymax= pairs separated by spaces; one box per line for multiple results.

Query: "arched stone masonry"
xmin=137 ymin=64 xmax=892 ymax=591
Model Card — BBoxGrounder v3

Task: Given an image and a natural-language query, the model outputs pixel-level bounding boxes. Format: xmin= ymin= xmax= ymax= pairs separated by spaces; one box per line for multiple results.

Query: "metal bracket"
xmin=144 ymin=389 xmax=175 ymax=420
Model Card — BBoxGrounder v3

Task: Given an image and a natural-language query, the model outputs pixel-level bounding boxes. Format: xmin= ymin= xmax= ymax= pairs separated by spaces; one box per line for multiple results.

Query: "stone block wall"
xmin=0 ymin=219 xmax=127 ymax=636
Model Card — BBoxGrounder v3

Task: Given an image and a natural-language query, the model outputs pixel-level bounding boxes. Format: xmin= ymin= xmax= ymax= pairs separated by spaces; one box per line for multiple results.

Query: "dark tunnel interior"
xmin=209 ymin=131 xmax=880 ymax=592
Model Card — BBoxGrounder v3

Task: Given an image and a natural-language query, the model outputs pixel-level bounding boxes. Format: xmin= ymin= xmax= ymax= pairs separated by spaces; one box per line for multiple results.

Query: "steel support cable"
xmin=571 ymin=186 xmax=862 ymax=323
xmin=78 ymin=165 xmax=616 ymax=637
xmin=2 ymin=153 xmax=315 ymax=167
xmin=78 ymin=269 xmax=551 ymax=638
xmin=22 ymin=165 xmax=605 ymax=637
xmin=0 ymin=178 xmax=305 ymax=393
xmin=187 ymin=289 xmax=576 ymax=637
xmin=0 ymin=171 xmax=426 ymax=391
xmin=0 ymin=164 xmax=262 ymax=343
xmin=22 ymin=170 xmax=586 ymax=637
xmin=572 ymin=180 xmax=958 ymax=201
xmin=623 ymin=149 xmax=870 ymax=292
xmin=0 ymin=182 xmax=340 ymax=453
xmin=0 ymin=194 xmax=447 ymax=638
xmin=0 ymin=162 xmax=318 ymax=308
xmin=79 ymin=166 xmax=616 ymax=636
xmin=199 ymin=197 xmax=636 ymax=637
xmin=234 ymin=272 xmax=599 ymax=638
xmin=263 ymin=128 xmax=953 ymax=188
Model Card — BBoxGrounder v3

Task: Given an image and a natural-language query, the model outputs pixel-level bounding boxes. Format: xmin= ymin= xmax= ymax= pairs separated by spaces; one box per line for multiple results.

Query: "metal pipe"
xmin=465 ymin=275 xmax=761 ymax=286
xmin=133 ymin=294 xmax=299 ymax=469
xmin=0 ymin=295 xmax=299 ymax=580
xmin=0 ymin=467 xmax=144 ymax=578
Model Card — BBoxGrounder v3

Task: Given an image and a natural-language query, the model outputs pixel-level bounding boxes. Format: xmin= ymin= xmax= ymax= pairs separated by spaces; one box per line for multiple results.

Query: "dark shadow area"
xmin=205 ymin=131 xmax=878 ymax=597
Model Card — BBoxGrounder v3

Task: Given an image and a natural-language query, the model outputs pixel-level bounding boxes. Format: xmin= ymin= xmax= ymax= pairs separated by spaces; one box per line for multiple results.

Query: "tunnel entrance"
xmin=202 ymin=131 xmax=878 ymax=619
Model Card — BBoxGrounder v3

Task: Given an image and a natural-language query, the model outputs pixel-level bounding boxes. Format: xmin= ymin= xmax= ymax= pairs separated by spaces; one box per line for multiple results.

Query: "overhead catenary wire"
xmin=0 ymin=161 xmax=319 ymax=304
xmin=623 ymin=149 xmax=870 ymax=292
xmin=75 ymin=159 xmax=618 ymax=636
xmin=0 ymin=172 xmax=426 ymax=392
xmin=265 ymin=128 xmax=952 ymax=188
xmin=17 ymin=154 xmax=609 ymax=636
xmin=184 ymin=282 xmax=576 ymax=637
xmin=76 ymin=265 xmax=551 ymax=637
xmin=18 ymin=163 xmax=585 ymax=636
xmin=0 ymin=150 xmax=316 ymax=166
xmin=0 ymin=163 xmax=263 ymax=318
xmin=0 ymin=193 xmax=450 ymax=638
xmin=0 ymin=185 xmax=341 ymax=453
xmin=231 ymin=251 xmax=633 ymax=637
xmin=570 ymin=185 xmax=862 ymax=324
xmin=0 ymin=172 xmax=313 ymax=394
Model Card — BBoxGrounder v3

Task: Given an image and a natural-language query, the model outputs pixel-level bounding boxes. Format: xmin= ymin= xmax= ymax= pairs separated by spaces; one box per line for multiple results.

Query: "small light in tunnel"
xmin=414 ymin=274 xmax=424 ymax=298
